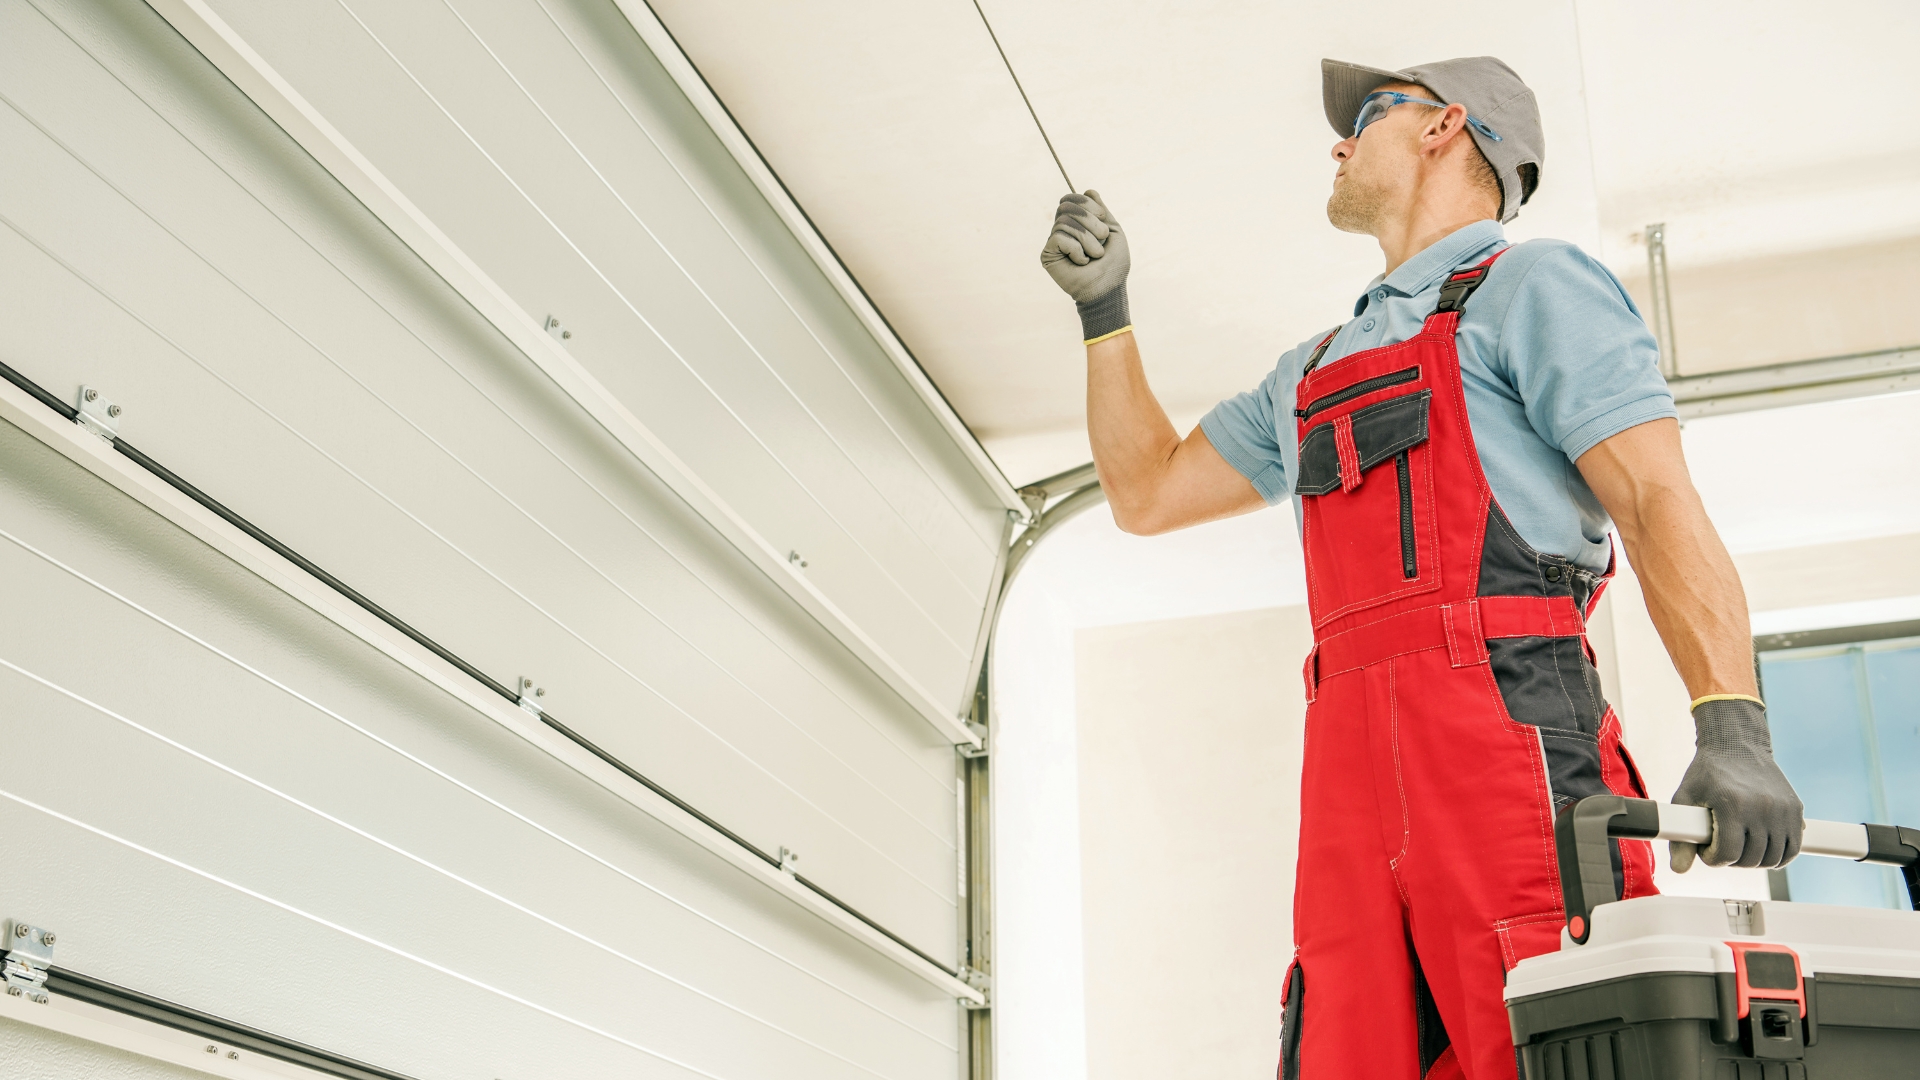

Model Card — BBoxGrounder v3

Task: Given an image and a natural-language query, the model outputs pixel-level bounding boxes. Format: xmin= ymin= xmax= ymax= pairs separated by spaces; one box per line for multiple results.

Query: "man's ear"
xmin=1422 ymin=104 xmax=1472 ymax=153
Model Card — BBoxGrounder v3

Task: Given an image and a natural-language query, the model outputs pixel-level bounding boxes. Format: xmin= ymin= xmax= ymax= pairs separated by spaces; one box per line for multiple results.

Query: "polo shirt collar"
xmin=1353 ymin=219 xmax=1507 ymax=315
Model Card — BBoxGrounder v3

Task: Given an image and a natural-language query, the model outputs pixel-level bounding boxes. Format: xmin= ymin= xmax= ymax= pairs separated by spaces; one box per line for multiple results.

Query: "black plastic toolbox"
xmin=1505 ymin=796 xmax=1920 ymax=1079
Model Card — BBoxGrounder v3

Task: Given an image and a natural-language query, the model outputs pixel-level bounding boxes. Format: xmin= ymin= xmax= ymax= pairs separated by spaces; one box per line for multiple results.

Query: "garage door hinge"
xmin=75 ymin=386 xmax=122 ymax=443
xmin=3 ymin=920 xmax=55 ymax=1004
xmin=959 ymin=966 xmax=991 ymax=1009
xmin=517 ymin=677 xmax=546 ymax=716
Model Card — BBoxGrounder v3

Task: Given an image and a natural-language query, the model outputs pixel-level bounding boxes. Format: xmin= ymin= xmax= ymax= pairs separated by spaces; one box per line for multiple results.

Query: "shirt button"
xmin=1376 ymin=289 xmax=1388 ymax=301
xmin=1362 ymin=318 xmax=1376 ymax=331
xmin=1546 ymin=566 xmax=1563 ymax=582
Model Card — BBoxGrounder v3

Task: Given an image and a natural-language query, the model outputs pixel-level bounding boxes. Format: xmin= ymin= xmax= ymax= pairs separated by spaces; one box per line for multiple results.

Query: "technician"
xmin=1039 ymin=57 xmax=1803 ymax=1079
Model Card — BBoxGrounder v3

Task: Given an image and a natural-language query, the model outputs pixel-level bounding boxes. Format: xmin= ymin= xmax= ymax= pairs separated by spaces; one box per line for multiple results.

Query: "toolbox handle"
xmin=1555 ymin=796 xmax=1920 ymax=944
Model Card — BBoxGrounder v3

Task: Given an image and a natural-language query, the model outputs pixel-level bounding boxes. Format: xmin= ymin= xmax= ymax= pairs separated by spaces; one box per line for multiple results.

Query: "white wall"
xmin=1074 ymin=606 xmax=1311 ymax=1080
xmin=993 ymin=503 xmax=1303 ymax=1080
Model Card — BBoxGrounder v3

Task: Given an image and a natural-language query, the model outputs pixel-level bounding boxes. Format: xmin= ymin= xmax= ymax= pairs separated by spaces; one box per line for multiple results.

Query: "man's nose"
xmin=1332 ymin=137 xmax=1356 ymax=162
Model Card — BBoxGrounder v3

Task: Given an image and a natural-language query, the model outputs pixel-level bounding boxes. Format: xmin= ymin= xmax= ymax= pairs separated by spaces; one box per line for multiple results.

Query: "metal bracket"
xmin=516 ymin=676 xmax=546 ymax=717
xmin=75 ymin=386 xmax=122 ymax=443
xmin=4 ymin=919 xmax=55 ymax=1004
xmin=777 ymin=846 xmax=801 ymax=876
xmin=543 ymin=315 xmax=572 ymax=343
xmin=958 ymin=722 xmax=989 ymax=758
xmin=957 ymin=966 xmax=992 ymax=1009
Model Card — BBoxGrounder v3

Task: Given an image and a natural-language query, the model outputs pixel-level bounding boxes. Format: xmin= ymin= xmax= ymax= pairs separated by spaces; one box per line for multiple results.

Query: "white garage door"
xmin=0 ymin=0 xmax=1010 ymax=1076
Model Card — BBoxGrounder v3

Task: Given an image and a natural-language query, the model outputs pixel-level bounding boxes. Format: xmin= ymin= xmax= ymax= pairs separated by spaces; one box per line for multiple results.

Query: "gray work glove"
xmin=1040 ymin=190 xmax=1132 ymax=343
xmin=1670 ymin=696 xmax=1805 ymax=871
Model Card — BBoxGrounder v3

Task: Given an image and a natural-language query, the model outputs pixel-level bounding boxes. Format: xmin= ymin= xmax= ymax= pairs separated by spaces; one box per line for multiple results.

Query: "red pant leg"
xmin=1391 ymin=650 xmax=1570 ymax=1079
xmin=1286 ymin=667 xmax=1420 ymax=1078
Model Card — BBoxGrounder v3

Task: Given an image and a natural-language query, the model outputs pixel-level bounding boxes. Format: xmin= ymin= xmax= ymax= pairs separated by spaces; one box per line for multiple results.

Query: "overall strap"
xmin=1300 ymin=326 xmax=1343 ymax=376
xmin=1432 ymin=247 xmax=1510 ymax=316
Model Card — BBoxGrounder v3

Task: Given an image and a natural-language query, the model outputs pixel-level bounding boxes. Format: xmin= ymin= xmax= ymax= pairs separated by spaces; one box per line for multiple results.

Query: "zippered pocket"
xmin=1396 ymin=451 xmax=1416 ymax=579
xmin=1297 ymin=390 xmax=1439 ymax=622
xmin=1296 ymin=365 xmax=1419 ymax=420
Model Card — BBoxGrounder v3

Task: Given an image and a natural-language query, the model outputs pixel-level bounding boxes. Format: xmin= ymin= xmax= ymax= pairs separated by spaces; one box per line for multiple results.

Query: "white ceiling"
xmin=646 ymin=0 xmax=1920 ymax=484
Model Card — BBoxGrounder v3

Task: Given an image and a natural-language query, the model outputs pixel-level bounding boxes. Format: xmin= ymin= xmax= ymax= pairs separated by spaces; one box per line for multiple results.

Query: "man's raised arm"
xmin=1042 ymin=192 xmax=1265 ymax=535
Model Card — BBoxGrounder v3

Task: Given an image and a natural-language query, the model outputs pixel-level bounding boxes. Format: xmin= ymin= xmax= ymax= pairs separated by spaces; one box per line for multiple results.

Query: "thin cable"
xmin=969 ymin=0 xmax=1074 ymax=192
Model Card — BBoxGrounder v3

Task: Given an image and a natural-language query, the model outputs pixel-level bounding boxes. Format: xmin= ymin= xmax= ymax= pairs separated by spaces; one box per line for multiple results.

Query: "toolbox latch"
xmin=1727 ymin=942 xmax=1807 ymax=1060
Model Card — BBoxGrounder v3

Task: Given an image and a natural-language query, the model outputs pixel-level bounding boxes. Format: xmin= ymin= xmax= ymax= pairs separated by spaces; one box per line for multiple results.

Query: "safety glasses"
xmin=1352 ymin=91 xmax=1503 ymax=143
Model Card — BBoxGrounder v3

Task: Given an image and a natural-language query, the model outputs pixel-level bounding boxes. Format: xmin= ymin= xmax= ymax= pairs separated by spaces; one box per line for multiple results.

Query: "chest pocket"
xmin=1296 ymin=375 xmax=1440 ymax=624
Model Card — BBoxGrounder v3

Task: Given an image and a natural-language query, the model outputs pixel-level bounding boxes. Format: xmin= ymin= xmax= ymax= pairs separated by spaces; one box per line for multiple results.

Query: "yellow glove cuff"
xmin=1689 ymin=693 xmax=1765 ymax=711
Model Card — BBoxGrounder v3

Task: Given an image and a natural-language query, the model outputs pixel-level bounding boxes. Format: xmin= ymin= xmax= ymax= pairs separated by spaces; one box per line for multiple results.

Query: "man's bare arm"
xmin=1578 ymin=417 xmax=1801 ymax=871
xmin=1086 ymin=331 xmax=1266 ymax=535
xmin=1574 ymin=417 xmax=1753 ymax=697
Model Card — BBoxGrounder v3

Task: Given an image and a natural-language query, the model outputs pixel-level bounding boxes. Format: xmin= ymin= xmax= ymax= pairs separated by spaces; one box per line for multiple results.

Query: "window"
xmin=1757 ymin=620 xmax=1920 ymax=909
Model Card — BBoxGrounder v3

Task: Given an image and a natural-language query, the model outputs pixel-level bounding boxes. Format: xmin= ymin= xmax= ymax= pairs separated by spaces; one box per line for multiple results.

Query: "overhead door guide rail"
xmin=0 ymin=355 xmax=979 ymax=1004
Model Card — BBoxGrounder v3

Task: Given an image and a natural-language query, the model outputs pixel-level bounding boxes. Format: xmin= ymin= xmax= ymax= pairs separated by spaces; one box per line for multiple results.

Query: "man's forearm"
xmin=1580 ymin=421 xmax=1756 ymax=698
xmin=1086 ymin=331 xmax=1180 ymax=523
xmin=1617 ymin=486 xmax=1756 ymax=698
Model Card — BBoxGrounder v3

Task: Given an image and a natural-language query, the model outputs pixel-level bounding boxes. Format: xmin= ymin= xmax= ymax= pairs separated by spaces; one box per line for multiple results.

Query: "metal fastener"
xmin=38 ymin=932 xmax=52 ymax=947
xmin=106 ymin=405 xmax=121 ymax=417
xmin=84 ymin=388 xmax=98 ymax=402
xmin=12 ymin=925 xmax=25 ymax=939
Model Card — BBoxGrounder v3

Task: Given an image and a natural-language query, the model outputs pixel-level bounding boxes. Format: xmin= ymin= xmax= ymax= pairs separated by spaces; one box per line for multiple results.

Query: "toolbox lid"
xmin=1505 ymin=896 xmax=1920 ymax=1001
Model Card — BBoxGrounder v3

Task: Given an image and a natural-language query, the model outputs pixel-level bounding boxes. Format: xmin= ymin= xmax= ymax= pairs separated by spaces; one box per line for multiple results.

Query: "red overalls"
xmin=1277 ymin=253 xmax=1656 ymax=1079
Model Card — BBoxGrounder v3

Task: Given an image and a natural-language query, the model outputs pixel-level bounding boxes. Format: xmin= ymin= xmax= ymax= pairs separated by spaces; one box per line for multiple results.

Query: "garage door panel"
xmin=0 ymin=485 xmax=957 ymax=1067
xmin=325 ymin=0 xmax=997 ymax=597
xmin=0 ymin=238 xmax=960 ymax=943
xmin=1 ymin=136 xmax=952 ymax=822
xmin=1 ymin=1015 xmax=221 ymax=1080
xmin=2 ymin=800 xmax=960 ymax=1080
xmin=474 ymin=0 xmax=1002 ymax=582
xmin=3 ymin=0 xmax=989 ymax=1062
xmin=0 ymin=419 xmax=959 ymax=1076
xmin=194 ymin=0 xmax=1000 ymax=709
xmin=0 ymin=673 xmax=935 ymax=1080
xmin=3 ymin=0 xmax=969 ymax=957
xmin=0 ymin=377 xmax=960 ymax=949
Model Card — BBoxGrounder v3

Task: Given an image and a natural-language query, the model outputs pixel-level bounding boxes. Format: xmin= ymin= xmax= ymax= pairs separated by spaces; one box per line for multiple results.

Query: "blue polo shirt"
xmin=1199 ymin=220 xmax=1675 ymax=573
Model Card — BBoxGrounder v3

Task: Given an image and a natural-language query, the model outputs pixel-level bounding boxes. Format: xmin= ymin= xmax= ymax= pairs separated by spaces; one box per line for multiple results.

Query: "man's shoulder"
xmin=1488 ymin=237 xmax=1605 ymax=284
xmin=1475 ymin=238 xmax=1637 ymax=323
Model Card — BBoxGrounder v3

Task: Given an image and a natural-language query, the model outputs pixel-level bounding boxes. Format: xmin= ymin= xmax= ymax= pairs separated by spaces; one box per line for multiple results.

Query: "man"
xmin=1039 ymin=57 xmax=1803 ymax=1079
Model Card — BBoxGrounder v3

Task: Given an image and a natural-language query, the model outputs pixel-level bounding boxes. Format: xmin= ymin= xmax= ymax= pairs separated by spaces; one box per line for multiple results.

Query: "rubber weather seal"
xmin=0 ymin=356 xmax=955 ymax=981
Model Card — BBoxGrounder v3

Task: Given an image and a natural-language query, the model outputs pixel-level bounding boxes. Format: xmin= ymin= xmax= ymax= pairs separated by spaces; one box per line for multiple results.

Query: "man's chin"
xmin=1326 ymin=195 xmax=1374 ymax=235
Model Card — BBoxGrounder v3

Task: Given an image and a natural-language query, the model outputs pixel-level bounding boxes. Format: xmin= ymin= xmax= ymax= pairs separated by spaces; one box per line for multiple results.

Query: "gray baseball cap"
xmin=1322 ymin=56 xmax=1543 ymax=223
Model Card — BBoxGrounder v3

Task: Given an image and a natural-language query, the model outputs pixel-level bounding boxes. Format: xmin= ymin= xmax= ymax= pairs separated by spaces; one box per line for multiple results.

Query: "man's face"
xmin=1326 ymin=84 xmax=1429 ymax=235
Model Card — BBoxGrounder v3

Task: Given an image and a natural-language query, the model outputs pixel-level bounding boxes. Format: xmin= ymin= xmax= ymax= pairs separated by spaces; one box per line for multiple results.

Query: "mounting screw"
xmin=38 ymin=931 xmax=53 ymax=946
xmin=228 ymin=1052 xmax=239 ymax=1060
xmin=535 ymin=687 xmax=545 ymax=697
xmin=84 ymin=388 xmax=98 ymax=402
xmin=561 ymin=330 xmax=572 ymax=339
xmin=206 ymin=1045 xmax=218 ymax=1054
xmin=521 ymin=678 xmax=534 ymax=690
xmin=788 ymin=551 xmax=807 ymax=569
xmin=106 ymin=405 xmax=121 ymax=418
xmin=13 ymin=924 xmax=26 ymax=939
